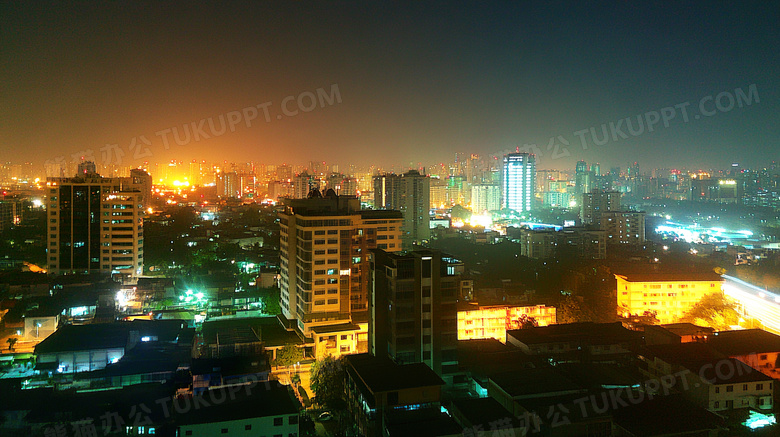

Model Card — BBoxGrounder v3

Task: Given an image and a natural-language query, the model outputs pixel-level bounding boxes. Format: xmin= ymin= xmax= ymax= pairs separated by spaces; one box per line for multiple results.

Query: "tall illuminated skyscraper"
xmin=502 ymin=153 xmax=535 ymax=213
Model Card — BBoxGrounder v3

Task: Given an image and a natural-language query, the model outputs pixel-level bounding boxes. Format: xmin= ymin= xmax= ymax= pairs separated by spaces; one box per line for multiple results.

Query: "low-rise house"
xmin=22 ymin=309 xmax=59 ymax=341
xmin=34 ymin=320 xmax=189 ymax=374
xmin=506 ymin=322 xmax=641 ymax=364
xmin=615 ymin=271 xmax=723 ymax=324
xmin=456 ymin=339 xmax=536 ymax=398
xmin=311 ymin=322 xmax=363 ymax=359
xmin=457 ymin=302 xmax=557 ymax=342
xmin=612 ymin=395 xmax=725 ymax=436
xmin=450 ymin=396 xmax=530 ymax=437
xmin=644 ymin=323 xmax=714 ymax=345
xmin=344 ymin=353 xmax=452 ymax=437
xmin=708 ymin=329 xmax=780 ymax=379
xmin=175 ymin=381 xmax=300 ymax=437
xmin=642 ymin=343 xmax=775 ymax=412
xmin=487 ymin=365 xmax=615 ymax=436
xmin=191 ymin=355 xmax=270 ymax=394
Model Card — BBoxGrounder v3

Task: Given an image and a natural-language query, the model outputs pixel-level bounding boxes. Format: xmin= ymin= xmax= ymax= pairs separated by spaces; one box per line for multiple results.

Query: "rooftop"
xmin=359 ymin=209 xmax=403 ymax=219
xmin=612 ymin=395 xmax=724 ymax=436
xmin=555 ymin=363 xmax=643 ymax=389
xmin=489 ymin=366 xmax=585 ymax=398
xmin=201 ymin=317 xmax=300 ymax=347
xmin=35 ymin=323 xmax=128 ymax=354
xmin=34 ymin=320 xmax=189 ymax=354
xmin=385 ymin=411 xmax=462 ymax=437
xmin=659 ymin=323 xmax=715 ymax=337
xmin=310 ymin=323 xmax=360 ymax=334
xmin=174 ymin=381 xmax=300 ymax=426
xmin=507 ymin=322 xmax=640 ymax=346
xmin=345 ymin=353 xmax=444 ymax=394
xmin=615 ymin=271 xmax=723 ymax=282
xmin=191 ymin=355 xmax=270 ymax=377
xmin=709 ymin=329 xmax=780 ymax=355
xmin=646 ymin=343 xmax=773 ymax=384
xmin=451 ymin=397 xmax=523 ymax=430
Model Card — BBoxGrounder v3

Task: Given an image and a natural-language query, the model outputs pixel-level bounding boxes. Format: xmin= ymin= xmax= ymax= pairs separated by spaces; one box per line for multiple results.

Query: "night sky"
xmin=2 ymin=1 xmax=779 ymax=171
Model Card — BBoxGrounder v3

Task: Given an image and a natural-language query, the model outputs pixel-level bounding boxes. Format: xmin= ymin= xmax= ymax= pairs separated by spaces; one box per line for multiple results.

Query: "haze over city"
xmin=2 ymin=3 xmax=780 ymax=437
xmin=2 ymin=2 xmax=778 ymax=170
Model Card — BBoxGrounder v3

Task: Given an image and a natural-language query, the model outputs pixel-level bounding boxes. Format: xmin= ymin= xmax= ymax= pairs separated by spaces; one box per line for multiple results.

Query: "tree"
xmin=509 ymin=314 xmax=538 ymax=330
xmin=450 ymin=204 xmax=471 ymax=222
xmin=556 ymin=293 xmax=593 ymax=324
xmin=519 ymin=314 xmax=539 ymax=329
xmin=6 ymin=337 xmax=17 ymax=351
xmin=679 ymin=292 xmax=740 ymax=331
xmin=259 ymin=286 xmax=282 ymax=315
xmin=309 ymin=356 xmax=346 ymax=409
xmin=274 ymin=344 xmax=303 ymax=369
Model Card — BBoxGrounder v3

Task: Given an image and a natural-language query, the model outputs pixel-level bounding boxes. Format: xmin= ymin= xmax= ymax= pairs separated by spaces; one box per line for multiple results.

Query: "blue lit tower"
xmin=502 ymin=152 xmax=535 ymax=212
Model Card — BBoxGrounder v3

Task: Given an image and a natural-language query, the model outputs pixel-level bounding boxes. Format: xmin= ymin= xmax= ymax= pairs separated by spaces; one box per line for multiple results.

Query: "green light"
xmin=743 ymin=410 xmax=776 ymax=430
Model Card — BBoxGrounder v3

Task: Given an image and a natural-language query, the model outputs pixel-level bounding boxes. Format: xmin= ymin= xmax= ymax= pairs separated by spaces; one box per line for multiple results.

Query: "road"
xmin=722 ymin=275 xmax=780 ymax=335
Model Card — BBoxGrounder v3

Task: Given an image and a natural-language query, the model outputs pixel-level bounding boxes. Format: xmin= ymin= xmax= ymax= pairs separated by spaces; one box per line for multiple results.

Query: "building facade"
xmin=615 ymin=272 xmax=724 ymax=324
xmin=279 ymin=191 xmax=402 ymax=343
xmin=457 ymin=304 xmax=557 ymax=342
xmin=46 ymin=171 xmax=145 ymax=279
xmin=502 ymin=153 xmax=535 ymax=213
xmin=601 ymin=211 xmax=646 ymax=245
xmin=470 ymin=184 xmax=500 ymax=214
xmin=518 ymin=227 xmax=606 ymax=260
xmin=373 ymin=170 xmax=430 ymax=249
xmin=369 ymin=249 xmax=460 ymax=383
xmin=580 ymin=189 xmax=621 ymax=225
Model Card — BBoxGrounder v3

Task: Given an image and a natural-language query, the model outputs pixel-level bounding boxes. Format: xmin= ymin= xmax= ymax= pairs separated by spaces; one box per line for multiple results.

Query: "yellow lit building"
xmin=310 ymin=322 xmax=367 ymax=360
xmin=615 ymin=272 xmax=724 ymax=324
xmin=279 ymin=192 xmax=401 ymax=360
xmin=457 ymin=303 xmax=557 ymax=342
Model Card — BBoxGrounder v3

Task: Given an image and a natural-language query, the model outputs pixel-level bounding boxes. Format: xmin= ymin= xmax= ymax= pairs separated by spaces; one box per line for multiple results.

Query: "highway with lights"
xmin=722 ymin=275 xmax=780 ymax=335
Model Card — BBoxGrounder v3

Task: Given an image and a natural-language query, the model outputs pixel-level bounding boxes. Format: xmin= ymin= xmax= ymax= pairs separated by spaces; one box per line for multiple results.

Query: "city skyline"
xmin=3 ymin=3 xmax=780 ymax=436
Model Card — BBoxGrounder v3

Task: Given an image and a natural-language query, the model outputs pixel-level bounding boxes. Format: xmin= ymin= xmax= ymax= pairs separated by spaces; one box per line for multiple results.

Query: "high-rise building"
xmin=129 ymin=169 xmax=152 ymax=209
xmin=216 ymin=171 xmax=239 ymax=198
xmin=328 ymin=174 xmax=358 ymax=196
xmin=0 ymin=199 xmax=22 ymax=232
xmin=445 ymin=175 xmax=467 ymax=206
xmin=277 ymin=164 xmax=293 ymax=181
xmin=470 ymin=184 xmax=500 ymax=213
xmin=429 ymin=177 xmax=448 ymax=209
xmin=279 ymin=191 xmax=402 ymax=343
xmin=292 ymin=172 xmax=316 ymax=199
xmin=601 ymin=211 xmax=646 ymax=245
xmin=581 ymin=189 xmax=621 ymax=225
xmin=518 ymin=227 xmax=606 ymax=260
xmin=77 ymin=161 xmax=97 ymax=176
xmin=267 ymin=180 xmax=293 ymax=200
xmin=373 ymin=170 xmax=430 ymax=249
xmin=536 ymin=169 xmax=563 ymax=193
xmin=373 ymin=173 xmax=402 ymax=210
xmin=502 ymin=153 xmax=535 ymax=213
xmin=369 ymin=248 xmax=460 ymax=384
xmin=575 ymin=160 xmax=593 ymax=197
xmin=46 ymin=170 xmax=145 ymax=280
xmin=188 ymin=160 xmax=203 ymax=185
